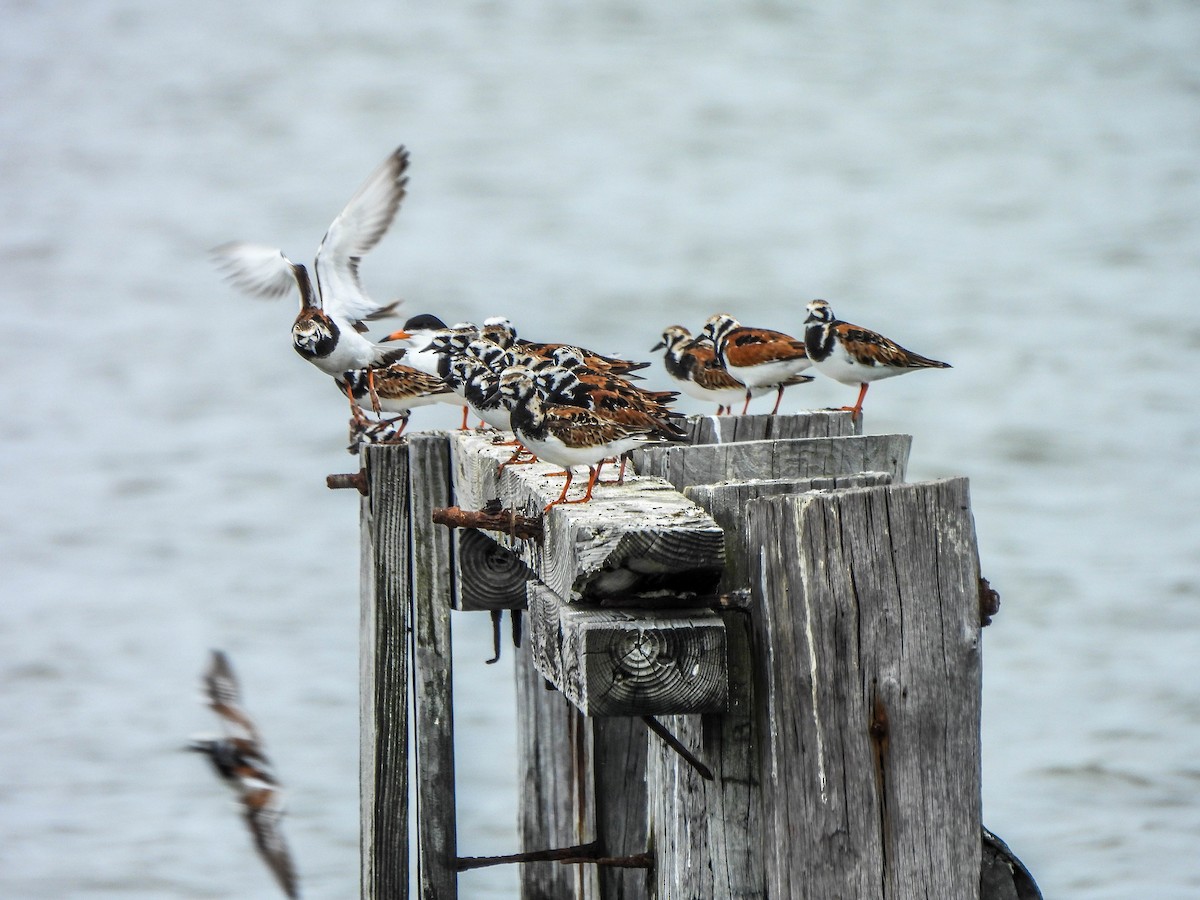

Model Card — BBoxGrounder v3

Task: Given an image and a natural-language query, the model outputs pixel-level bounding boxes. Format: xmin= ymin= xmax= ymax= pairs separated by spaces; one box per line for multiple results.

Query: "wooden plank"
xmin=647 ymin=609 xmax=764 ymax=899
xmin=528 ymin=582 xmax=728 ymax=717
xmin=407 ymin=433 xmax=458 ymax=900
xmin=454 ymin=528 xmax=533 ymax=611
xmin=450 ymin=431 xmax=725 ymax=604
xmin=559 ymin=605 xmax=727 ymax=717
xmin=592 ymin=716 xmax=650 ymax=900
xmin=631 ymin=433 xmax=912 ymax=490
xmin=514 ymin=638 xmax=596 ymax=900
xmin=527 ymin=580 xmax=565 ymax=686
xmin=683 ymin=409 xmax=860 ymax=445
xmin=685 ymin=473 xmax=893 ymax=591
xmin=746 ymin=478 xmax=983 ymax=899
xmin=359 ymin=444 xmax=410 ymax=900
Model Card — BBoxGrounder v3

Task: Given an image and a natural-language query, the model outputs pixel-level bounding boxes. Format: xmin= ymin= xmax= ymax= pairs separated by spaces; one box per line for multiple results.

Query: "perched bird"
xmin=380 ymin=314 xmax=475 ymax=428
xmin=189 ymin=651 xmax=299 ymax=899
xmin=212 ymin=146 xmax=412 ymax=418
xmin=802 ymin=299 xmax=951 ymax=419
xmin=699 ymin=314 xmax=813 ymax=415
xmin=652 ymin=325 xmax=810 ymax=415
xmin=448 ymin=339 xmax=519 ymax=432
xmin=339 ymin=362 xmax=455 ymax=439
xmin=495 ymin=366 xmax=682 ymax=511
xmin=480 ymin=316 xmax=649 ymax=379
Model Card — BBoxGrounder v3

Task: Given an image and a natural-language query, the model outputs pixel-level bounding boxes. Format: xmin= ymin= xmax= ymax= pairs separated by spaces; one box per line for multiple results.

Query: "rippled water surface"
xmin=3 ymin=2 xmax=1199 ymax=897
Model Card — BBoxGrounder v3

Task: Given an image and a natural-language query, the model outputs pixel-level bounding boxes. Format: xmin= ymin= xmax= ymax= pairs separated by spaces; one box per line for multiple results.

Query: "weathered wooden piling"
xmin=346 ymin=408 xmax=1035 ymax=900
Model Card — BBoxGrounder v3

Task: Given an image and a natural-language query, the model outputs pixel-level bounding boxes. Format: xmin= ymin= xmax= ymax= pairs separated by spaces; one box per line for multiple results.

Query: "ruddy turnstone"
xmin=496 ymin=366 xmax=682 ymax=511
xmin=699 ymin=314 xmax=813 ymax=415
xmin=448 ymin=339 xmax=519 ymax=432
xmin=212 ymin=146 xmax=412 ymax=416
xmin=480 ymin=316 xmax=649 ymax=379
xmin=189 ymin=651 xmax=298 ymax=900
xmin=802 ymin=299 xmax=951 ymax=419
xmin=380 ymin=314 xmax=476 ymax=428
xmin=340 ymin=362 xmax=454 ymax=439
xmin=652 ymin=325 xmax=810 ymax=415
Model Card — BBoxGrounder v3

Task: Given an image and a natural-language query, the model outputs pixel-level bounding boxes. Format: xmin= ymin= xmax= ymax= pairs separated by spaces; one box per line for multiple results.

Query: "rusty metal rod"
xmin=431 ymin=505 xmax=543 ymax=541
xmin=454 ymin=840 xmax=652 ymax=871
xmin=326 ymin=470 xmax=368 ymax=494
xmin=642 ymin=715 xmax=714 ymax=781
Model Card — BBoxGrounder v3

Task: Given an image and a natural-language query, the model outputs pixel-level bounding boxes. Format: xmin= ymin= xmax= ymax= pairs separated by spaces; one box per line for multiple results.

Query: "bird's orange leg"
xmin=770 ymin=384 xmax=784 ymax=415
xmin=564 ymin=465 xmax=602 ymax=504
xmin=367 ymin=369 xmax=382 ymax=415
xmin=741 ymin=390 xmax=752 ymax=416
xmin=496 ymin=443 xmax=534 ymax=474
xmin=459 ymin=406 xmax=470 ymax=430
xmin=840 ymin=383 xmax=869 ymax=421
xmin=542 ymin=470 xmax=575 ymax=512
xmin=347 ymin=390 xmax=371 ymax=427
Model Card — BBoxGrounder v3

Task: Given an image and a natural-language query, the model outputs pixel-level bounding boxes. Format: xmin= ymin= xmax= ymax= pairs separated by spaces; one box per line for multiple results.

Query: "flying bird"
xmin=212 ymin=146 xmax=412 ymax=418
xmin=189 ymin=651 xmax=299 ymax=899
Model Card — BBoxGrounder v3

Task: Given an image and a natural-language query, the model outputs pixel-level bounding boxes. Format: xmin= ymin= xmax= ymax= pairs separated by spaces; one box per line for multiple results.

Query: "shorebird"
xmin=212 ymin=146 xmax=411 ymax=418
xmin=339 ymin=362 xmax=455 ymax=439
xmin=188 ymin=651 xmax=299 ymax=899
xmin=480 ymin=316 xmax=649 ymax=379
xmin=495 ymin=366 xmax=682 ymax=511
xmin=802 ymin=299 xmax=951 ymax=419
xmin=380 ymin=314 xmax=475 ymax=428
xmin=652 ymin=325 xmax=810 ymax=415
xmin=699 ymin=314 xmax=813 ymax=415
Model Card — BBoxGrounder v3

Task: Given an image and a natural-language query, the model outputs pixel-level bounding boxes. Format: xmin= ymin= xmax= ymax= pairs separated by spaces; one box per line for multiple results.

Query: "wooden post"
xmin=684 ymin=472 xmax=893 ymax=592
xmin=514 ymin=641 xmax=596 ymax=899
xmin=746 ymin=478 xmax=983 ymax=899
xmin=647 ymin=608 xmax=763 ymax=899
xmin=359 ymin=444 xmax=410 ymax=899
xmin=683 ymin=409 xmax=860 ymax=444
xmin=407 ymin=434 xmax=459 ymax=900
xmin=630 ymin=433 xmax=912 ymax=490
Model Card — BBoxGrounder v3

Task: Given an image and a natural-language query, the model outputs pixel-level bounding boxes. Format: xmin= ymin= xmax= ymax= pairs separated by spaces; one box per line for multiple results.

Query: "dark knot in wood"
xmin=326 ymin=470 xmax=368 ymax=495
xmin=869 ymin=696 xmax=890 ymax=745
xmin=979 ymin=576 xmax=1001 ymax=627
xmin=431 ymin=505 xmax=543 ymax=542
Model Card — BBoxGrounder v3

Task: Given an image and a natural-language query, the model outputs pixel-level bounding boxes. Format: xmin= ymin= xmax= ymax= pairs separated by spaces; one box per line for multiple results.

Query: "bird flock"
xmin=198 ymin=144 xmax=952 ymax=896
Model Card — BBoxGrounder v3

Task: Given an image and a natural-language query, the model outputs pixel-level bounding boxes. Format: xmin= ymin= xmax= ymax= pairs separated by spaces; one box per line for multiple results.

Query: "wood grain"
xmin=359 ymin=444 xmax=410 ymax=899
xmin=746 ymin=478 xmax=983 ymax=899
xmin=528 ymin=582 xmax=728 ymax=717
xmin=630 ymin=433 xmax=912 ymax=490
xmin=683 ymin=409 xmax=860 ymax=445
xmin=685 ymin=472 xmax=893 ymax=590
xmin=406 ymin=433 xmax=459 ymax=900
xmin=647 ymin=610 xmax=765 ymax=899
xmin=455 ymin=527 xmax=533 ymax=611
xmin=450 ymin=431 xmax=726 ymax=604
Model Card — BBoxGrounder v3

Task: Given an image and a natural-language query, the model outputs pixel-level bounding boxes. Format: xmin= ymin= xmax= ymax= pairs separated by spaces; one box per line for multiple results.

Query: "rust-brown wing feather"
xmin=835 ymin=323 xmax=950 ymax=369
xmin=723 ymin=328 xmax=808 ymax=367
xmin=543 ymin=405 xmax=655 ymax=449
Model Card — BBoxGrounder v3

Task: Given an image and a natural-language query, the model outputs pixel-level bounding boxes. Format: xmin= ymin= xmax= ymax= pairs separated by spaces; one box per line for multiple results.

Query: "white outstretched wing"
xmin=212 ymin=243 xmax=299 ymax=302
xmin=314 ymin=146 xmax=409 ymax=323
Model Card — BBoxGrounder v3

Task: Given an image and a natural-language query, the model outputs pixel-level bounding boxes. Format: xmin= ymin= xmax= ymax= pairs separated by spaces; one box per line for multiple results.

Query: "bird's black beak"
xmin=650 ymin=339 xmax=666 ymax=351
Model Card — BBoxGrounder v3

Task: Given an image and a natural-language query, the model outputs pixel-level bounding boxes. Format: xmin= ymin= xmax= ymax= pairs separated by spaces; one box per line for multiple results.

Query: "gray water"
xmin=3 ymin=1 xmax=1198 ymax=897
